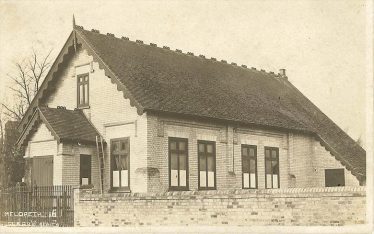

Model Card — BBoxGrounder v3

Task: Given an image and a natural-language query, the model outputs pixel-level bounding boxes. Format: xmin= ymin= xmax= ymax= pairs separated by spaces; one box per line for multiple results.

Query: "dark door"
xmin=80 ymin=154 xmax=92 ymax=185
xmin=32 ymin=156 xmax=53 ymax=186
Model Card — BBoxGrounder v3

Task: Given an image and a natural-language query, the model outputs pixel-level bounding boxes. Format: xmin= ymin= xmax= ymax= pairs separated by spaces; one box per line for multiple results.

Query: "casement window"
xmin=111 ymin=138 xmax=130 ymax=191
xmin=325 ymin=169 xmax=345 ymax=187
xmin=265 ymin=147 xmax=280 ymax=189
xmin=77 ymin=73 xmax=89 ymax=107
xmin=169 ymin=137 xmax=189 ymax=190
xmin=198 ymin=140 xmax=216 ymax=190
xmin=80 ymin=154 xmax=91 ymax=186
xmin=242 ymin=145 xmax=257 ymax=189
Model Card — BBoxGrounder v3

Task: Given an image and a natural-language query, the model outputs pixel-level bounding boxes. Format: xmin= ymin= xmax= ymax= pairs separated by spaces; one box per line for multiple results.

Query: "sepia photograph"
xmin=0 ymin=0 xmax=372 ymax=233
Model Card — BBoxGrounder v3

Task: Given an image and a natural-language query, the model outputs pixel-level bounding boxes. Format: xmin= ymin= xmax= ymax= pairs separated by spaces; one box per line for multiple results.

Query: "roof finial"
xmin=73 ymin=14 xmax=76 ymax=28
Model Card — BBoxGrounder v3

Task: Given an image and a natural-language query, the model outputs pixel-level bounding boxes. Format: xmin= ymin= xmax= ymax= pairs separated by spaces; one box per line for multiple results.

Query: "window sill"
xmin=77 ymin=105 xmax=90 ymax=110
xmin=198 ymin=188 xmax=216 ymax=191
xmin=168 ymin=187 xmax=189 ymax=192
xmin=109 ymin=188 xmax=131 ymax=193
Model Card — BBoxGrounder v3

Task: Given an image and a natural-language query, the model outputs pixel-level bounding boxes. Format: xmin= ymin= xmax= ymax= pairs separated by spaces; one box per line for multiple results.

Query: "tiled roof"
xmin=73 ymin=26 xmax=366 ymax=181
xmin=39 ymin=106 xmax=100 ymax=144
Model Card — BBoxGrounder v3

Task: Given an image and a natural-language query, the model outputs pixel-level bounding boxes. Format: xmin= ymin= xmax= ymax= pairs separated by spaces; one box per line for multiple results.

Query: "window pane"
xmin=171 ymin=169 xmax=178 ymax=186
xmin=265 ymin=159 xmax=272 ymax=174
xmin=271 ymin=150 xmax=277 ymax=159
xmin=170 ymin=141 xmax=177 ymax=150
xmin=179 ymin=141 xmax=186 ymax=151
xmin=242 ymin=157 xmax=249 ymax=173
xmin=199 ymin=155 xmax=206 ymax=171
xmin=250 ymin=173 xmax=256 ymax=188
xmin=272 ymin=160 xmax=279 ymax=175
xmin=179 ymin=153 xmax=187 ymax=170
xmin=113 ymin=155 xmax=120 ymax=170
xmin=265 ymin=149 xmax=270 ymax=158
xmin=84 ymin=75 xmax=88 ymax=82
xmin=198 ymin=143 xmax=205 ymax=153
xmin=249 ymin=159 xmax=256 ymax=173
xmin=249 ymin=148 xmax=255 ymax=157
xmin=121 ymin=141 xmax=126 ymax=151
xmin=272 ymin=174 xmax=278 ymax=188
xmin=200 ymin=171 xmax=206 ymax=187
xmin=208 ymin=171 xmax=215 ymax=187
xmin=207 ymin=144 xmax=213 ymax=153
xmin=243 ymin=173 xmax=249 ymax=188
xmin=242 ymin=147 xmax=248 ymax=156
xmin=170 ymin=153 xmax=178 ymax=170
xmin=81 ymin=178 xmax=89 ymax=185
xmin=112 ymin=171 xmax=120 ymax=187
xmin=121 ymin=170 xmax=128 ymax=187
xmin=84 ymin=84 xmax=89 ymax=104
xmin=179 ymin=169 xmax=186 ymax=186
xmin=112 ymin=141 xmax=118 ymax=153
xmin=207 ymin=155 xmax=214 ymax=171
xmin=79 ymin=85 xmax=84 ymax=104
xmin=266 ymin=174 xmax=272 ymax=188
xmin=120 ymin=154 xmax=128 ymax=170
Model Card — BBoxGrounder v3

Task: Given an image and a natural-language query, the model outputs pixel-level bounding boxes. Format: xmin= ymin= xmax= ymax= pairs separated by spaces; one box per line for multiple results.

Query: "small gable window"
xmin=77 ymin=73 xmax=89 ymax=108
xmin=325 ymin=169 xmax=345 ymax=187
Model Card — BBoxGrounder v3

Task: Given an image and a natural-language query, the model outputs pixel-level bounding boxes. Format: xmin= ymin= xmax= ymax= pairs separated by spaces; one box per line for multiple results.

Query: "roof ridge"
xmin=76 ymin=25 xmax=285 ymax=78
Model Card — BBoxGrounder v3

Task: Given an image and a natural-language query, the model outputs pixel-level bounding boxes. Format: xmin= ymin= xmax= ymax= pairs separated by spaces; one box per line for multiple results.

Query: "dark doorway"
xmin=32 ymin=156 xmax=53 ymax=186
xmin=325 ymin=168 xmax=345 ymax=187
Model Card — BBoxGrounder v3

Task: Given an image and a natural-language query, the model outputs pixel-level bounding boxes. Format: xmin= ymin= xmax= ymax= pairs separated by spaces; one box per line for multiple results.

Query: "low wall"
xmin=74 ymin=187 xmax=366 ymax=227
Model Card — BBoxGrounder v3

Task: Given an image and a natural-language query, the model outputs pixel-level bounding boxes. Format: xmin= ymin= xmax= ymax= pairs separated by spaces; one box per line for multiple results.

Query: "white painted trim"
xmin=104 ymin=121 xmax=135 ymax=128
xmin=29 ymin=139 xmax=55 ymax=144
xmin=196 ymin=133 xmax=217 ymax=142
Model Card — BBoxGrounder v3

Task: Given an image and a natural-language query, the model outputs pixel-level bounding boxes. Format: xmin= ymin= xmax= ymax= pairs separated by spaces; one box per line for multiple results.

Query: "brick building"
xmin=16 ymin=22 xmax=365 ymax=194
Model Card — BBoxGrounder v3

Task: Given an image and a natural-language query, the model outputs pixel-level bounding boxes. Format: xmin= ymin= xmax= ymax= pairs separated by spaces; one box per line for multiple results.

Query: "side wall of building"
xmin=147 ymin=113 xmax=360 ymax=193
xmin=290 ymin=134 xmax=359 ymax=187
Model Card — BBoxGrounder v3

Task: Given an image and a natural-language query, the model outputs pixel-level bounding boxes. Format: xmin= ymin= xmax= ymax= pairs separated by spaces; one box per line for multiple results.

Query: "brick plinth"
xmin=74 ymin=186 xmax=365 ymax=227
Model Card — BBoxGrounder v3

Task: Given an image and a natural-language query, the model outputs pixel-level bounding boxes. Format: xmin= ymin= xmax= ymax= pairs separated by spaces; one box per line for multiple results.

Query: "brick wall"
xmin=58 ymin=143 xmax=100 ymax=189
xmin=290 ymin=134 xmax=359 ymax=187
xmin=147 ymin=113 xmax=360 ymax=193
xmin=74 ymin=186 xmax=365 ymax=227
xmin=42 ymin=47 xmax=148 ymax=192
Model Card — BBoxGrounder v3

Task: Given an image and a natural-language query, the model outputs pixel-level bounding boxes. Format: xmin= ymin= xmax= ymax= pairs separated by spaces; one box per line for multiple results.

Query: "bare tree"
xmin=0 ymin=49 xmax=52 ymax=187
xmin=2 ymin=49 xmax=52 ymax=121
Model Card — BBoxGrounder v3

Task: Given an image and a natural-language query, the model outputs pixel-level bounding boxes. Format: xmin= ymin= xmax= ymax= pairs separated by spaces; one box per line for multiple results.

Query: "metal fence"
xmin=0 ymin=185 xmax=74 ymax=227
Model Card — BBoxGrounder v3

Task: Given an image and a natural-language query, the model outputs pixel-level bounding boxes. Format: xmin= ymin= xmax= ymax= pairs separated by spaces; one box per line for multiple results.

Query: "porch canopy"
xmin=17 ymin=106 xmax=101 ymax=146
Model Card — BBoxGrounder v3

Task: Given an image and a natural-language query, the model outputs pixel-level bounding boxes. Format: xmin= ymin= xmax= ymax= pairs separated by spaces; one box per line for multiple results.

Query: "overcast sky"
xmin=0 ymin=0 xmax=369 ymax=146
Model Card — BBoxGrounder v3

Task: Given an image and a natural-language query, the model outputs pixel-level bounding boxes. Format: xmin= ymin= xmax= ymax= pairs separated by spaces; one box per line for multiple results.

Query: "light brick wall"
xmin=24 ymin=122 xmax=59 ymax=186
xmin=56 ymin=143 xmax=101 ymax=189
xmin=103 ymin=115 xmax=148 ymax=193
xmin=147 ymin=113 xmax=360 ymax=193
xmin=42 ymin=48 xmax=147 ymax=192
xmin=290 ymin=134 xmax=359 ymax=187
xmin=74 ymin=187 xmax=366 ymax=227
xmin=25 ymin=123 xmax=56 ymax=158
xmin=312 ymin=140 xmax=359 ymax=187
